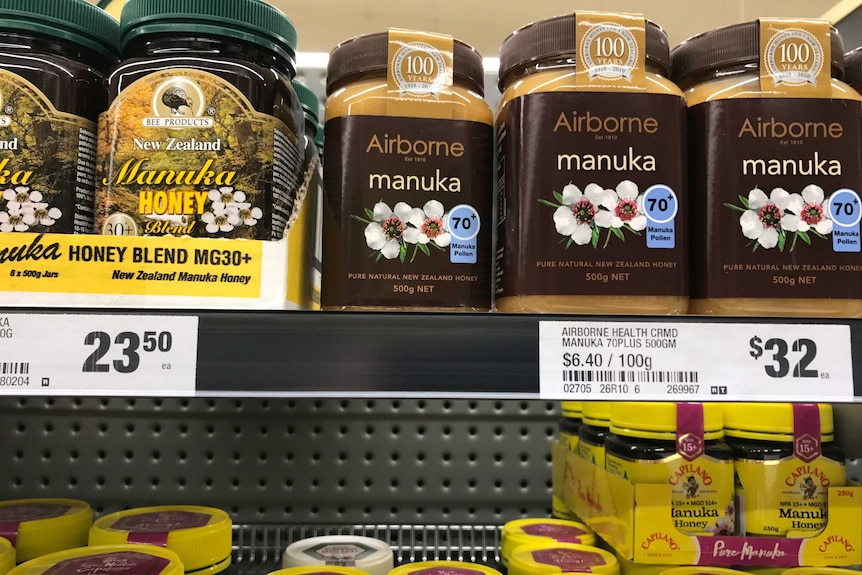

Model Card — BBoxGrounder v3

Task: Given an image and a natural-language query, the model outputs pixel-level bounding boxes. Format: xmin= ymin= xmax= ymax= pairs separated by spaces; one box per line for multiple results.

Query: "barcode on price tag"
xmin=539 ymin=321 xmax=854 ymax=401
xmin=0 ymin=314 xmax=198 ymax=395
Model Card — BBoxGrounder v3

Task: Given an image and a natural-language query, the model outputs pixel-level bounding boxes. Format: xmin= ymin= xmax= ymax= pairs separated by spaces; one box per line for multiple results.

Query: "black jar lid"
xmin=844 ymin=46 xmax=862 ymax=88
xmin=498 ymin=13 xmax=671 ymax=91
xmin=672 ymin=20 xmax=845 ymax=86
xmin=0 ymin=0 xmax=119 ymax=60
xmin=326 ymin=31 xmax=485 ymax=96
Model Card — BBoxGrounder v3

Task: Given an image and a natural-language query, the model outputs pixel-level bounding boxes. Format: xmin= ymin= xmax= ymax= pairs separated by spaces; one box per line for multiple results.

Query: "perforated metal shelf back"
xmin=230 ymin=524 xmax=504 ymax=575
xmin=0 ymin=398 xmax=558 ymax=524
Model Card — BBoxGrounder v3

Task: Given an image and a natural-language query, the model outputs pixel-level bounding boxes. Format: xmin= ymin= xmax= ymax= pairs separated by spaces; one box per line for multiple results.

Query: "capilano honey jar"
xmin=723 ymin=403 xmax=846 ymax=536
xmin=672 ymin=20 xmax=862 ymax=316
xmin=0 ymin=0 xmax=118 ymax=235
xmin=322 ymin=29 xmax=493 ymax=311
xmin=495 ymin=12 xmax=688 ymax=314
xmin=95 ymin=0 xmax=305 ymax=240
xmin=605 ymin=402 xmax=735 ymax=535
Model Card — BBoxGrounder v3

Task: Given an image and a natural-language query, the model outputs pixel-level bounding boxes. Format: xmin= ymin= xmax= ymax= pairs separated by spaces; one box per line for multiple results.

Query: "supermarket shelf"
xmin=230 ymin=523 xmax=503 ymax=573
xmin=1 ymin=309 xmax=862 ymax=399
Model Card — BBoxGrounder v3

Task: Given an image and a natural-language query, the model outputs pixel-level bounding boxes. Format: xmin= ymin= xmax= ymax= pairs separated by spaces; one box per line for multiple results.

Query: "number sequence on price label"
xmin=539 ymin=321 xmax=854 ymax=401
xmin=0 ymin=314 xmax=198 ymax=395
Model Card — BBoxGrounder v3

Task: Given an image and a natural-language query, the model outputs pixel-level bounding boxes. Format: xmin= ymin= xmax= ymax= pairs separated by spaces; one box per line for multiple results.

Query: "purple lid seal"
xmin=676 ymin=403 xmax=705 ymax=461
xmin=792 ymin=403 xmax=822 ymax=463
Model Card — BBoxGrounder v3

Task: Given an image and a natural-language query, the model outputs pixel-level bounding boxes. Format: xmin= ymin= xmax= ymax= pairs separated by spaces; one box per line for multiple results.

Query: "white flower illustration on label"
xmin=581 ymin=23 xmax=639 ymax=81
xmin=0 ymin=186 xmax=61 ymax=232
xmin=764 ymin=29 xmax=823 ymax=86
xmin=392 ymin=42 xmax=448 ymax=96
xmin=202 ymin=186 xmax=260 ymax=233
xmin=353 ymin=200 xmax=451 ymax=262
xmin=541 ymin=180 xmax=648 ymax=248
xmin=728 ymin=184 xmax=834 ymax=251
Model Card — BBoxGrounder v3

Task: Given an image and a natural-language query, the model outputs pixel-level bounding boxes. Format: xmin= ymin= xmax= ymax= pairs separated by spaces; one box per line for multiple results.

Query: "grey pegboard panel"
xmin=0 ymin=398 xmax=558 ymax=524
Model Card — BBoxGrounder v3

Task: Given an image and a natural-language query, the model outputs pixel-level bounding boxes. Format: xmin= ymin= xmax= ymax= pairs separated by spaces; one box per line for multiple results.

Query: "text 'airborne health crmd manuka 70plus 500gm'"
xmin=495 ymin=12 xmax=687 ymax=314
xmin=95 ymin=0 xmax=304 ymax=240
xmin=0 ymin=0 xmax=118 ymax=235
xmin=322 ymin=29 xmax=493 ymax=311
xmin=672 ymin=20 xmax=862 ymax=316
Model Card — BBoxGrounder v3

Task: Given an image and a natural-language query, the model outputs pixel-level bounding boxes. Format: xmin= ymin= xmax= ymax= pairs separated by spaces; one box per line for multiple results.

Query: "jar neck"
xmin=0 ymin=30 xmax=114 ymax=72
xmin=123 ymin=34 xmax=295 ymax=77
xmin=676 ymin=61 xmax=843 ymax=92
xmin=500 ymin=56 xmax=669 ymax=92
xmin=327 ymin=69 xmax=484 ymax=98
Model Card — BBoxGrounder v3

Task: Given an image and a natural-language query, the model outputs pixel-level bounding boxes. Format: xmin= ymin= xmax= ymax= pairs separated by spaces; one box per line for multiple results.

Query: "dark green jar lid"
xmin=291 ymin=79 xmax=319 ymax=133
xmin=0 ymin=0 xmax=119 ymax=60
xmin=314 ymin=123 xmax=323 ymax=155
xmin=121 ymin=0 xmax=298 ymax=69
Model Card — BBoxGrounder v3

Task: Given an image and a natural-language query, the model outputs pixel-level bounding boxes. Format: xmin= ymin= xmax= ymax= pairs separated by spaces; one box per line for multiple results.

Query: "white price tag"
xmin=539 ymin=321 xmax=854 ymax=401
xmin=0 ymin=314 xmax=198 ymax=395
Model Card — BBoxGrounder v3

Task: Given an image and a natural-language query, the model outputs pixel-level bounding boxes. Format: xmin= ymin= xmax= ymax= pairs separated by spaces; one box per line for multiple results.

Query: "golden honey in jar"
xmin=495 ymin=13 xmax=687 ymax=314
xmin=672 ymin=20 xmax=862 ymax=316
xmin=322 ymin=29 xmax=493 ymax=311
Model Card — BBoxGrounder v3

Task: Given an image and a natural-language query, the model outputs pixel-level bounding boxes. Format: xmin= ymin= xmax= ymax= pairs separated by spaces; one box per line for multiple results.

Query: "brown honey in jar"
xmin=672 ymin=20 xmax=862 ymax=316
xmin=322 ymin=29 xmax=493 ymax=311
xmin=495 ymin=12 xmax=688 ymax=314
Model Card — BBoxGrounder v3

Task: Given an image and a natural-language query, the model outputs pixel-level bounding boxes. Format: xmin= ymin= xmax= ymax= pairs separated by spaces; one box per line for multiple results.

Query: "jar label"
xmin=409 ymin=568 xmax=485 ymax=575
xmin=495 ymin=91 xmax=687 ymax=299
xmin=304 ymin=542 xmax=376 ymax=564
xmin=388 ymin=29 xmax=453 ymax=98
xmin=735 ymin=454 xmax=845 ymax=535
xmin=578 ymin=439 xmax=605 ymax=469
xmin=0 ymin=503 xmax=73 ymax=545
xmin=521 ymin=522 xmax=589 ymax=540
xmin=792 ymin=403 xmax=823 ymax=462
xmin=321 ymin=115 xmax=493 ymax=309
xmin=42 ymin=552 xmax=171 ymax=575
xmin=676 ymin=403 xmax=706 ymax=461
xmin=112 ymin=510 xmax=212 ymax=532
xmin=96 ymin=68 xmax=302 ymax=239
xmin=0 ymin=70 xmax=96 ymax=234
xmin=530 ymin=548 xmax=606 ymax=571
xmin=575 ymin=12 xmax=647 ymax=89
xmin=760 ymin=19 xmax=832 ymax=98
xmin=605 ymin=452 xmax=735 ymax=535
xmin=688 ymin=98 xmax=862 ymax=300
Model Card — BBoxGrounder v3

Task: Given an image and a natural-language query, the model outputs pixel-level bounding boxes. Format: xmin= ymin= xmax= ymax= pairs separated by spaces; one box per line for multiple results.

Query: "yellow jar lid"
xmin=89 ymin=506 xmax=231 ymax=574
xmin=582 ymin=402 xmax=611 ymax=427
xmin=781 ymin=570 xmax=862 ymax=575
xmin=7 ymin=545 xmax=183 ymax=575
xmin=508 ymin=543 xmax=618 ymax=575
xmin=269 ymin=568 xmax=371 ymax=575
xmin=501 ymin=519 xmax=596 ymax=565
xmin=561 ymin=402 xmax=583 ymax=419
xmin=661 ymin=569 xmax=750 ymax=575
xmin=388 ymin=561 xmax=502 ymax=575
xmin=0 ymin=537 xmax=14 ymax=575
xmin=0 ymin=499 xmax=92 ymax=563
xmin=610 ymin=402 xmax=724 ymax=441
xmin=723 ymin=403 xmax=834 ymax=441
